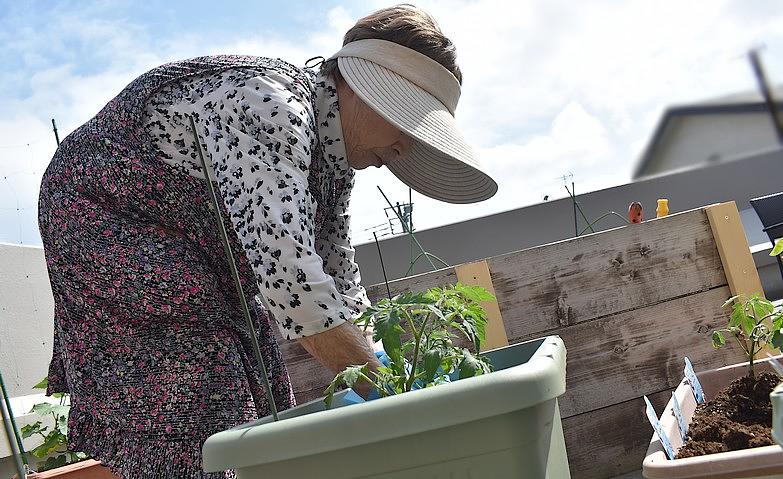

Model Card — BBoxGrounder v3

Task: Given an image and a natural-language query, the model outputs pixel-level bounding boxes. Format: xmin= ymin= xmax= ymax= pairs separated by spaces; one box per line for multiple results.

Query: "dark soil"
xmin=676 ymin=372 xmax=780 ymax=458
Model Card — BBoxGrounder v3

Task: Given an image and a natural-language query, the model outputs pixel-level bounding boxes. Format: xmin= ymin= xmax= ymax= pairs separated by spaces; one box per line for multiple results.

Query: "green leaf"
xmin=57 ymin=413 xmax=68 ymax=437
xmin=20 ymin=421 xmax=45 ymax=439
xmin=52 ymin=404 xmax=70 ymax=418
xmin=32 ymin=377 xmax=48 ymax=390
xmin=338 ymin=364 xmax=368 ymax=389
xmin=458 ymin=349 xmax=481 ymax=379
xmin=749 ymin=296 xmax=775 ymax=319
xmin=712 ymin=330 xmax=726 ymax=349
xmin=31 ymin=430 xmax=66 ymax=458
xmin=31 ymin=402 xmax=53 ymax=416
xmin=771 ymin=330 xmax=783 ymax=350
xmin=38 ymin=454 xmax=67 ymax=472
xmin=324 ymin=363 xmax=370 ymax=409
xmin=773 ymin=314 xmax=783 ymax=332
xmin=455 ymin=283 xmax=495 ymax=303
xmin=423 ymin=347 xmax=443 ymax=380
xmin=771 ymin=239 xmax=783 ymax=257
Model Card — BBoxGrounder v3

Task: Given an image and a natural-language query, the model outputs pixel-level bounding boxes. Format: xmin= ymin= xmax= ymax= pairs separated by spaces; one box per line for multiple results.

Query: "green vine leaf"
xmin=20 ymin=421 xmax=45 ymax=439
xmin=711 ymin=330 xmax=726 ymax=349
xmin=32 ymin=377 xmax=49 ymax=390
xmin=38 ymin=454 xmax=68 ymax=472
xmin=770 ymin=239 xmax=783 ymax=257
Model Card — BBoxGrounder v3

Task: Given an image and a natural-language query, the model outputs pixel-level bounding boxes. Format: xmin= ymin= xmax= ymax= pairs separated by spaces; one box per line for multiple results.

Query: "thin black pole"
xmin=188 ymin=116 xmax=278 ymax=421
xmin=408 ymin=188 xmax=416 ymax=274
xmin=572 ymin=181 xmax=577 ymax=237
xmin=0 ymin=370 xmax=27 ymax=478
xmin=377 ymin=186 xmax=437 ymax=271
xmin=565 ymin=184 xmax=596 ymax=234
xmin=51 ymin=119 xmax=60 ymax=147
xmin=373 ymin=232 xmax=393 ymax=300
xmin=749 ymin=49 xmax=783 ymax=145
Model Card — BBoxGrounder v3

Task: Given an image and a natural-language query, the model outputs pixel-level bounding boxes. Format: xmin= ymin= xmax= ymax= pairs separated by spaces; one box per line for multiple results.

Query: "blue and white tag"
xmin=644 ymin=395 xmax=675 ymax=460
xmin=684 ymin=357 xmax=705 ymax=404
xmin=671 ymin=392 xmax=688 ymax=442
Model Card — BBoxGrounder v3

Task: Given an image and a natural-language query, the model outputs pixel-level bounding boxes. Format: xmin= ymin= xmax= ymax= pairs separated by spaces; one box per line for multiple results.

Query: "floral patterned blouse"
xmin=143 ymin=67 xmax=370 ymax=339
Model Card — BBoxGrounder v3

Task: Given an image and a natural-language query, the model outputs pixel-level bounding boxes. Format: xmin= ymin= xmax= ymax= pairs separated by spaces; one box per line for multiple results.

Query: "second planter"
xmin=203 ymin=336 xmax=569 ymax=478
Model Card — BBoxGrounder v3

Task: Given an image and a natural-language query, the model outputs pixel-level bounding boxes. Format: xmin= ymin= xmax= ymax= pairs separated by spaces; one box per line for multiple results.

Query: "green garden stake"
xmin=189 ymin=115 xmax=279 ymax=421
xmin=1 ymin=369 xmax=28 ymax=478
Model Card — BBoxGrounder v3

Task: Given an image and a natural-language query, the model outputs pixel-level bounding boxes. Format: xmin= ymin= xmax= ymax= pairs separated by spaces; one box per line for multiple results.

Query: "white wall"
xmin=645 ymin=112 xmax=779 ymax=177
xmin=0 ymin=243 xmax=54 ymax=398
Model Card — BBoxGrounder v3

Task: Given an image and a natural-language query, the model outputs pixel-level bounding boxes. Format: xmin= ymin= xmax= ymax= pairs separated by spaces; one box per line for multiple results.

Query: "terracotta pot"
xmin=643 ymin=355 xmax=783 ymax=479
xmin=13 ymin=459 xmax=118 ymax=479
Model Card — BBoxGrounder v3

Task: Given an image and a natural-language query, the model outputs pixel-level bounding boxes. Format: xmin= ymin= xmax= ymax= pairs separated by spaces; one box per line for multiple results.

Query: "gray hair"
xmin=321 ymin=4 xmax=463 ymax=85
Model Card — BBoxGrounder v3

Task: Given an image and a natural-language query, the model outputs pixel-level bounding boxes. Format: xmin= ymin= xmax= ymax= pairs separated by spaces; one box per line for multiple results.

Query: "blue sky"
xmin=1 ymin=0 xmax=783 ymax=245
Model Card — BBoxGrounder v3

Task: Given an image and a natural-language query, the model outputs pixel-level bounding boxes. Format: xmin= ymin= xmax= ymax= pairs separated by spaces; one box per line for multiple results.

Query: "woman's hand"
xmin=297 ymin=321 xmax=383 ymax=399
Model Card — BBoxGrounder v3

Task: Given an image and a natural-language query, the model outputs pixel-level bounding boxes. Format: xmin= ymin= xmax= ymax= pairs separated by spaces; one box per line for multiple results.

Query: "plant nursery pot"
xmin=203 ymin=336 xmax=569 ymax=479
xmin=13 ymin=460 xmax=118 ymax=479
xmin=643 ymin=355 xmax=783 ymax=479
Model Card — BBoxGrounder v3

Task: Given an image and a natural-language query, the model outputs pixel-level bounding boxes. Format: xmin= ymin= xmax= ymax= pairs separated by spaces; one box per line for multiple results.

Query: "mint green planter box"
xmin=773 ymin=383 xmax=783 ymax=448
xmin=203 ymin=336 xmax=569 ymax=478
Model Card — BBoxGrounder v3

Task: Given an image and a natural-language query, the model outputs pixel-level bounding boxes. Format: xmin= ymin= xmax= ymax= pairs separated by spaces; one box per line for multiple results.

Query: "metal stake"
xmin=52 ymin=119 xmax=61 ymax=147
xmin=749 ymin=49 xmax=783 ymax=145
xmin=188 ymin=116 xmax=279 ymax=421
xmin=0 ymin=370 xmax=27 ymax=478
xmin=373 ymin=232 xmax=392 ymax=300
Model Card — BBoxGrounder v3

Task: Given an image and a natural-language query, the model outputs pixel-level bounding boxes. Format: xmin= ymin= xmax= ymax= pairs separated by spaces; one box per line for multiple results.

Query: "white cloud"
xmin=2 ymin=0 xmax=783 ymax=246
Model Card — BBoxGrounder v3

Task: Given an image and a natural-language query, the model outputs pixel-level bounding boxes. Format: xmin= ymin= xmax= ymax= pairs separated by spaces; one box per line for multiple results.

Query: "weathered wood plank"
xmin=282 ymin=206 xmax=730 ymax=417
xmin=490 ymin=209 xmax=726 ymax=342
xmin=365 ymin=266 xmax=457 ymax=303
xmin=278 ymin=340 xmax=334 ymax=404
xmin=556 ymin=286 xmax=744 ymax=418
xmin=563 ymin=389 xmax=671 ymax=479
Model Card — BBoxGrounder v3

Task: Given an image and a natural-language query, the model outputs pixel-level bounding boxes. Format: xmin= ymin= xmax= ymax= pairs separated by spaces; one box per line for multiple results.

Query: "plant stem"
xmin=357 ymin=373 xmax=385 ymax=397
xmin=405 ymin=312 xmax=430 ymax=392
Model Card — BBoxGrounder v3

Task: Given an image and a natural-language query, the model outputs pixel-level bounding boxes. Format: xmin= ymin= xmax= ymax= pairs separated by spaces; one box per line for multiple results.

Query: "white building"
xmin=632 ymin=85 xmax=783 ymax=179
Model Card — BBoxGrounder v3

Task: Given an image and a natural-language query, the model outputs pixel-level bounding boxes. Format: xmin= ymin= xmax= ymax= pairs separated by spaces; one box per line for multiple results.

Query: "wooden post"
xmin=705 ymin=202 xmax=775 ymax=356
xmin=455 ymin=260 xmax=509 ymax=351
xmin=704 ymin=202 xmax=764 ymax=298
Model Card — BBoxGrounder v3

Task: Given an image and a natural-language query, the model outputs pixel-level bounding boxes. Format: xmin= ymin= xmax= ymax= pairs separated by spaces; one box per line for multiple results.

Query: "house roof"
xmin=632 ymin=84 xmax=783 ymax=179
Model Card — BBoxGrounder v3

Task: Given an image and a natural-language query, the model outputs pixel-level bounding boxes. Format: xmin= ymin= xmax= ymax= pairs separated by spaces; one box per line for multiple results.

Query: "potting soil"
xmin=676 ymin=372 xmax=781 ymax=458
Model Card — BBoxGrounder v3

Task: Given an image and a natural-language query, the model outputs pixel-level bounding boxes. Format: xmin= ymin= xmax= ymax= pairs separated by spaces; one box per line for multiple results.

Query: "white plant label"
xmin=684 ymin=357 xmax=705 ymax=404
xmin=671 ymin=392 xmax=688 ymax=442
xmin=644 ymin=395 xmax=675 ymax=460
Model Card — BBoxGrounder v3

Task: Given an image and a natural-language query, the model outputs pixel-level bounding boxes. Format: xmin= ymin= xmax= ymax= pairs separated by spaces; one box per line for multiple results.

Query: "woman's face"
xmin=336 ymin=77 xmax=414 ymax=170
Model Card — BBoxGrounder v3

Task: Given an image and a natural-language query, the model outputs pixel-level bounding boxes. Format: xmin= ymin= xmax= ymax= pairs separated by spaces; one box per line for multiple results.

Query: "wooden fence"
xmin=280 ymin=202 xmax=760 ymax=478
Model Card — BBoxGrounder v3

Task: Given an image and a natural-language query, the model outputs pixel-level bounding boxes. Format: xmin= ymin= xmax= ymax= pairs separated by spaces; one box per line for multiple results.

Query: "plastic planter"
xmin=643 ymin=355 xmax=783 ymax=479
xmin=203 ymin=336 xmax=569 ymax=478
xmin=12 ymin=460 xmax=117 ymax=479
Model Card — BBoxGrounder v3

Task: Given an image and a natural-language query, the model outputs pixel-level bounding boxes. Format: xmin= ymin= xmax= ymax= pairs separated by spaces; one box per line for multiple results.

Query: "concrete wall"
xmin=354 ymin=148 xmax=783 ymax=299
xmin=644 ymin=112 xmax=780 ymax=177
xmin=0 ymin=244 xmax=54 ymax=398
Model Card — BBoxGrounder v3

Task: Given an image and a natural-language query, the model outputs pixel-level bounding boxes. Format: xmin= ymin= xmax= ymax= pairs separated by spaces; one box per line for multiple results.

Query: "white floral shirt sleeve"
xmin=144 ymin=66 xmax=368 ymax=339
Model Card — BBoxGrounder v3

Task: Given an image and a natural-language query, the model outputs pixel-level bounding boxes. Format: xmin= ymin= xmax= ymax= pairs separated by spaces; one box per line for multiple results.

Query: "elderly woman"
xmin=38 ymin=4 xmax=496 ymax=478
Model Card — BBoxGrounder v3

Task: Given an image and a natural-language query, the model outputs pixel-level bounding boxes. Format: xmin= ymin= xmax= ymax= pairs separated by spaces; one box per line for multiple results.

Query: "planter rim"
xmin=203 ymin=335 xmax=566 ymax=472
xmin=15 ymin=459 xmax=104 ymax=478
xmin=773 ymin=384 xmax=783 ymax=448
xmin=642 ymin=355 xmax=783 ymax=479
